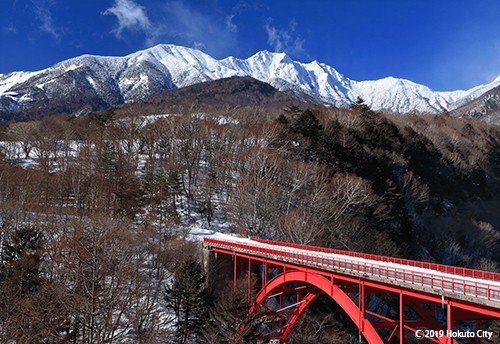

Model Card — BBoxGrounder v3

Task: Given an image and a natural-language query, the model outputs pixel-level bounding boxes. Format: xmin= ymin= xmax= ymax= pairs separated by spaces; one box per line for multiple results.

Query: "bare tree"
xmin=397 ymin=171 xmax=429 ymax=218
xmin=287 ymin=310 xmax=355 ymax=344
xmin=175 ymin=115 xmax=204 ymax=204
xmin=276 ymin=207 xmax=322 ymax=245
xmin=230 ymin=148 xmax=286 ymax=238
xmin=139 ymin=117 xmax=172 ymax=162
xmin=316 ymin=173 xmax=386 ymax=251
xmin=110 ymin=114 xmax=144 ymax=158
xmin=46 ymin=217 xmax=165 ymax=343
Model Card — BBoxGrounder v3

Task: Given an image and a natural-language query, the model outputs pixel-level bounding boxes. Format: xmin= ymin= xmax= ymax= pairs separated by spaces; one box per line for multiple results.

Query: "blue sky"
xmin=1 ymin=0 xmax=500 ymax=91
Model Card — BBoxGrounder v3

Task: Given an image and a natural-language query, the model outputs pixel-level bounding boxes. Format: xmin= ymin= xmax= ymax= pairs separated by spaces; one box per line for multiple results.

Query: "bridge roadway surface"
xmin=203 ymin=235 xmax=500 ymax=344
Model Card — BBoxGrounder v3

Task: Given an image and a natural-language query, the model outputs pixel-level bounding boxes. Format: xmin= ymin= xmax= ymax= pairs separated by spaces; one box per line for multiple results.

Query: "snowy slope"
xmin=1 ymin=44 xmax=500 ymax=116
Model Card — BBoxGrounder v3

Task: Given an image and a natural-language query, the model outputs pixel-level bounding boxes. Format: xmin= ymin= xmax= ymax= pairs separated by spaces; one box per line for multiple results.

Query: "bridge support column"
xmin=400 ymin=291 xmax=404 ymax=344
xmin=359 ymin=280 xmax=365 ymax=342
xmin=476 ymin=321 xmax=480 ymax=344
xmin=263 ymin=260 xmax=267 ymax=288
xmin=447 ymin=300 xmax=452 ymax=344
xmin=248 ymin=258 xmax=251 ymax=304
xmin=233 ymin=254 xmax=237 ymax=289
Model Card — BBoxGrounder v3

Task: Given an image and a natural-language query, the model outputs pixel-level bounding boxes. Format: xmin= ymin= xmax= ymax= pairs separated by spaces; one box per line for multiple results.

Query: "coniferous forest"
xmin=1 ymin=100 xmax=500 ymax=343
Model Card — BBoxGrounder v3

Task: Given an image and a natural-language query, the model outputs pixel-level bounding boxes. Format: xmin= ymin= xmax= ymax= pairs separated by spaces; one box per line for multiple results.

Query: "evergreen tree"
xmin=202 ymin=286 xmax=261 ymax=344
xmin=0 ymin=227 xmax=45 ymax=321
xmin=383 ymin=178 xmax=413 ymax=245
xmin=275 ymin=113 xmax=290 ymax=125
xmin=164 ymin=256 xmax=209 ymax=344
xmin=291 ymin=109 xmax=323 ymax=139
xmin=88 ymin=107 xmax=116 ymax=127
xmin=99 ymin=140 xmax=116 ymax=176
xmin=0 ymin=227 xmax=45 ymax=296
xmin=283 ymin=104 xmax=302 ymax=117
xmin=350 ymin=96 xmax=372 ymax=117
xmin=167 ymin=168 xmax=184 ymax=207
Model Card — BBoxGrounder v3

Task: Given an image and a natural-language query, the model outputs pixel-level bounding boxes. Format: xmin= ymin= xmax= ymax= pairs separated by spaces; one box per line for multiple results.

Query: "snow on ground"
xmin=2 ymin=136 xmax=495 ymax=291
xmin=4 ymin=132 xmax=498 ymax=299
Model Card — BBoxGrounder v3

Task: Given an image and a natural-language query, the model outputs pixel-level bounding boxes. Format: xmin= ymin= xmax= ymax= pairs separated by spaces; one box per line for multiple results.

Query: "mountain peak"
xmin=1 ymin=43 xmax=500 ymax=121
xmin=247 ymin=49 xmax=282 ymax=62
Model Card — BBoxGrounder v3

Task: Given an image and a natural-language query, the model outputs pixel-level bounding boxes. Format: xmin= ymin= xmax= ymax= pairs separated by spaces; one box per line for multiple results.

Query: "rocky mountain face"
xmin=450 ymin=85 xmax=500 ymax=125
xmin=1 ymin=44 xmax=500 ymax=120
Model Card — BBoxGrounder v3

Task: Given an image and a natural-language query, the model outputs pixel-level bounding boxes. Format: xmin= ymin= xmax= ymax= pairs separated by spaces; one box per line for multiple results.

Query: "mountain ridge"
xmin=1 ymin=44 xmax=500 ymax=120
xmin=137 ymin=75 xmax=320 ymax=110
xmin=450 ymin=84 xmax=500 ymax=123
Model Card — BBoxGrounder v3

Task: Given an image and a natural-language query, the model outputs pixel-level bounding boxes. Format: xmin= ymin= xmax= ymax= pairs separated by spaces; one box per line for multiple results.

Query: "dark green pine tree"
xmin=0 ymin=227 xmax=45 ymax=319
xmin=283 ymin=104 xmax=302 ymax=117
xmin=88 ymin=107 xmax=116 ymax=127
xmin=167 ymin=168 xmax=184 ymax=201
xmin=275 ymin=113 xmax=290 ymax=125
xmin=383 ymin=178 xmax=413 ymax=246
xmin=350 ymin=96 xmax=372 ymax=115
xmin=202 ymin=288 xmax=261 ymax=344
xmin=289 ymin=109 xmax=325 ymax=162
xmin=141 ymin=162 xmax=162 ymax=206
xmin=99 ymin=140 xmax=116 ymax=177
xmin=165 ymin=256 xmax=210 ymax=344
xmin=166 ymin=168 xmax=184 ymax=219
xmin=291 ymin=109 xmax=323 ymax=139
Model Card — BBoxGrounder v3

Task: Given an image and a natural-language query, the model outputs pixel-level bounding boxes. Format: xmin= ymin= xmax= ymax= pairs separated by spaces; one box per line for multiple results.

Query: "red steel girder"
xmin=211 ymin=243 xmax=499 ymax=344
xmin=248 ymin=270 xmax=385 ymax=344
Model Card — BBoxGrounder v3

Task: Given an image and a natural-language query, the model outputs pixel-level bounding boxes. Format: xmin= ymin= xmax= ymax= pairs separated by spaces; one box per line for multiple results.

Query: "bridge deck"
xmin=204 ymin=236 xmax=500 ymax=307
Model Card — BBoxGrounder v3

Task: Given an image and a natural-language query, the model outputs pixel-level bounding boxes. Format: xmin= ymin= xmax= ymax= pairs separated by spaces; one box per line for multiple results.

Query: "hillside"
xmin=1 ymin=102 xmax=499 ymax=263
xmin=137 ymin=76 xmax=319 ymax=109
xmin=2 ymin=102 xmax=500 ymax=342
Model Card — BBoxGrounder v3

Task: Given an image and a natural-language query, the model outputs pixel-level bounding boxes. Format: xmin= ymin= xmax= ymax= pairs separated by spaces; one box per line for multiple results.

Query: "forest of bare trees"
xmin=1 ymin=101 xmax=500 ymax=343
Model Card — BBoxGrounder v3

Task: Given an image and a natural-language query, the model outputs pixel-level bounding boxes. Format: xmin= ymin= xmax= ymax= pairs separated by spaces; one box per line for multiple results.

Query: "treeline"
xmin=1 ymin=102 xmax=499 ymax=262
xmin=1 ymin=101 xmax=500 ymax=343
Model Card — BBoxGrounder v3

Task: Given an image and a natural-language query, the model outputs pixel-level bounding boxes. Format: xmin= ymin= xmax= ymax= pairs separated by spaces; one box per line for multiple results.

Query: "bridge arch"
xmin=249 ymin=270 xmax=384 ymax=344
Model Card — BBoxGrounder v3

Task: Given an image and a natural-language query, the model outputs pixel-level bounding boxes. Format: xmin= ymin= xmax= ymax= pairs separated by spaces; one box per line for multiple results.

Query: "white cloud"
xmin=103 ymin=0 xmax=153 ymax=38
xmin=102 ymin=1 xmax=239 ymax=57
xmin=193 ymin=41 xmax=206 ymax=50
xmin=155 ymin=1 xmax=239 ymax=57
xmin=225 ymin=14 xmax=238 ymax=33
xmin=4 ymin=23 xmax=18 ymax=34
xmin=265 ymin=18 xmax=310 ymax=60
xmin=30 ymin=0 xmax=59 ymax=39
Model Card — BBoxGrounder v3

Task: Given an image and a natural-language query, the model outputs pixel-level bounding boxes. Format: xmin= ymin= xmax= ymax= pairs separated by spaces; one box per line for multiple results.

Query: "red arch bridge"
xmin=203 ymin=237 xmax=500 ymax=344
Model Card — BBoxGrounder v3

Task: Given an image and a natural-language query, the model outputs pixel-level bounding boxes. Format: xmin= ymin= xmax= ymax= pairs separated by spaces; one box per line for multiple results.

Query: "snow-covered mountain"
xmin=450 ymin=84 xmax=500 ymax=124
xmin=2 ymin=44 xmax=500 ymax=119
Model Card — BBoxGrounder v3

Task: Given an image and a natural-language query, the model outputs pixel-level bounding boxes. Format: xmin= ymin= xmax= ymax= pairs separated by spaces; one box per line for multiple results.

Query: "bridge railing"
xmin=204 ymin=237 xmax=500 ymax=303
xmin=251 ymin=238 xmax=500 ymax=283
